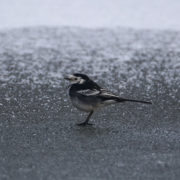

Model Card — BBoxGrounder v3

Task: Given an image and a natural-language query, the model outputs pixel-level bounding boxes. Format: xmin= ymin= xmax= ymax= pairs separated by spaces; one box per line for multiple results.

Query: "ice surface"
xmin=0 ymin=27 xmax=179 ymax=180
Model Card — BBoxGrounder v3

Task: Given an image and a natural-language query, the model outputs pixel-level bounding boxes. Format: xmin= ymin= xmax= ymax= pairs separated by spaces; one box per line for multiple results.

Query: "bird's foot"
xmin=76 ymin=122 xmax=93 ymax=126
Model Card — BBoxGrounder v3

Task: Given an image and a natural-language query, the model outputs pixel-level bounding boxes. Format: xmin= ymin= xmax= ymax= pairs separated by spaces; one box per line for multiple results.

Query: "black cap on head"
xmin=73 ymin=73 xmax=90 ymax=80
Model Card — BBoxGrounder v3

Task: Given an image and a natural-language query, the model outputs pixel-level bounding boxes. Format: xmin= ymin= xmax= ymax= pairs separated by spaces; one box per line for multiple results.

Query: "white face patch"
xmin=67 ymin=75 xmax=85 ymax=84
xmin=79 ymin=77 xmax=85 ymax=84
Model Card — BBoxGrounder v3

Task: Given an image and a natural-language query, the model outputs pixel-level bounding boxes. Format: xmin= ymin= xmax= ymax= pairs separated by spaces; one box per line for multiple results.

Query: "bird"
xmin=64 ymin=73 xmax=152 ymax=126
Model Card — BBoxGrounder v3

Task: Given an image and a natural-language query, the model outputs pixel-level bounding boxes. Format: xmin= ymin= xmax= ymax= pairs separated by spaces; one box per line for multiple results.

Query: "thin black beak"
xmin=64 ymin=77 xmax=70 ymax=80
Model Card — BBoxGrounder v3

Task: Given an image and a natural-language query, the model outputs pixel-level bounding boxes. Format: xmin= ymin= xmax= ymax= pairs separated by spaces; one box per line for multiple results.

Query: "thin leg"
xmin=77 ymin=111 xmax=94 ymax=126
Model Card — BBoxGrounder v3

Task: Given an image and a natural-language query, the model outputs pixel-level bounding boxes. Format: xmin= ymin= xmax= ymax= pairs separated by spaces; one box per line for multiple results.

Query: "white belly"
xmin=71 ymin=97 xmax=94 ymax=112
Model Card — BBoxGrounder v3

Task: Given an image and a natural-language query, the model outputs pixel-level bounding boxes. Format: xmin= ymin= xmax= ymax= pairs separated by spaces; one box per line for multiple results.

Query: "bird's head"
xmin=64 ymin=73 xmax=90 ymax=84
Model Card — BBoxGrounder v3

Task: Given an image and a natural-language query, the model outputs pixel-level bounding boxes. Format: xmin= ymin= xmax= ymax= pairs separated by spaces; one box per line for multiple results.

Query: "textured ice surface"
xmin=0 ymin=27 xmax=180 ymax=180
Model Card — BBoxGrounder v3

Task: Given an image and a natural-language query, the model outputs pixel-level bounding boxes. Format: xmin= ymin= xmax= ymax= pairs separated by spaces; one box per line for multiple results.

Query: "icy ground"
xmin=0 ymin=27 xmax=180 ymax=180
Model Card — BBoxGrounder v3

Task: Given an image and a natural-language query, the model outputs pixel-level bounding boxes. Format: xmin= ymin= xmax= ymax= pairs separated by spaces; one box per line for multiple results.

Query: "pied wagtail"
xmin=65 ymin=73 xmax=152 ymax=126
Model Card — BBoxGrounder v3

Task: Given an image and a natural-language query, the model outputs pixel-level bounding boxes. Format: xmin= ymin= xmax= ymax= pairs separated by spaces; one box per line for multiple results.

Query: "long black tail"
xmin=117 ymin=98 xmax=152 ymax=104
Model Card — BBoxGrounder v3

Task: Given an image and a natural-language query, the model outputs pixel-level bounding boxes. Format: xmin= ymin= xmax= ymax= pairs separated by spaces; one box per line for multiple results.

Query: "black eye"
xmin=74 ymin=78 xmax=78 ymax=80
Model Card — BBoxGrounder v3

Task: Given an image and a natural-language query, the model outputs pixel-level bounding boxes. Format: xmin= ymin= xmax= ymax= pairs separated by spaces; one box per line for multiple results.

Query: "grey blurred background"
xmin=0 ymin=1 xmax=180 ymax=180
xmin=0 ymin=0 xmax=180 ymax=30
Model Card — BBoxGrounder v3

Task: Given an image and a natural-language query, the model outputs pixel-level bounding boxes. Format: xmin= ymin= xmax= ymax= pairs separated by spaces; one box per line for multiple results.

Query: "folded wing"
xmin=77 ymin=89 xmax=101 ymax=96
xmin=77 ymin=88 xmax=120 ymax=100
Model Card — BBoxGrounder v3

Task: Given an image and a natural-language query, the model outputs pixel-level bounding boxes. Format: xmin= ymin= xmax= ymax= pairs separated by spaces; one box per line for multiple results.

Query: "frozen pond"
xmin=0 ymin=27 xmax=180 ymax=180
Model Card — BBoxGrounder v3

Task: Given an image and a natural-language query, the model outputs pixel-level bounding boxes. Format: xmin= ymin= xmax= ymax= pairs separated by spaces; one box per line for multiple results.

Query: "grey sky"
xmin=0 ymin=0 xmax=180 ymax=30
